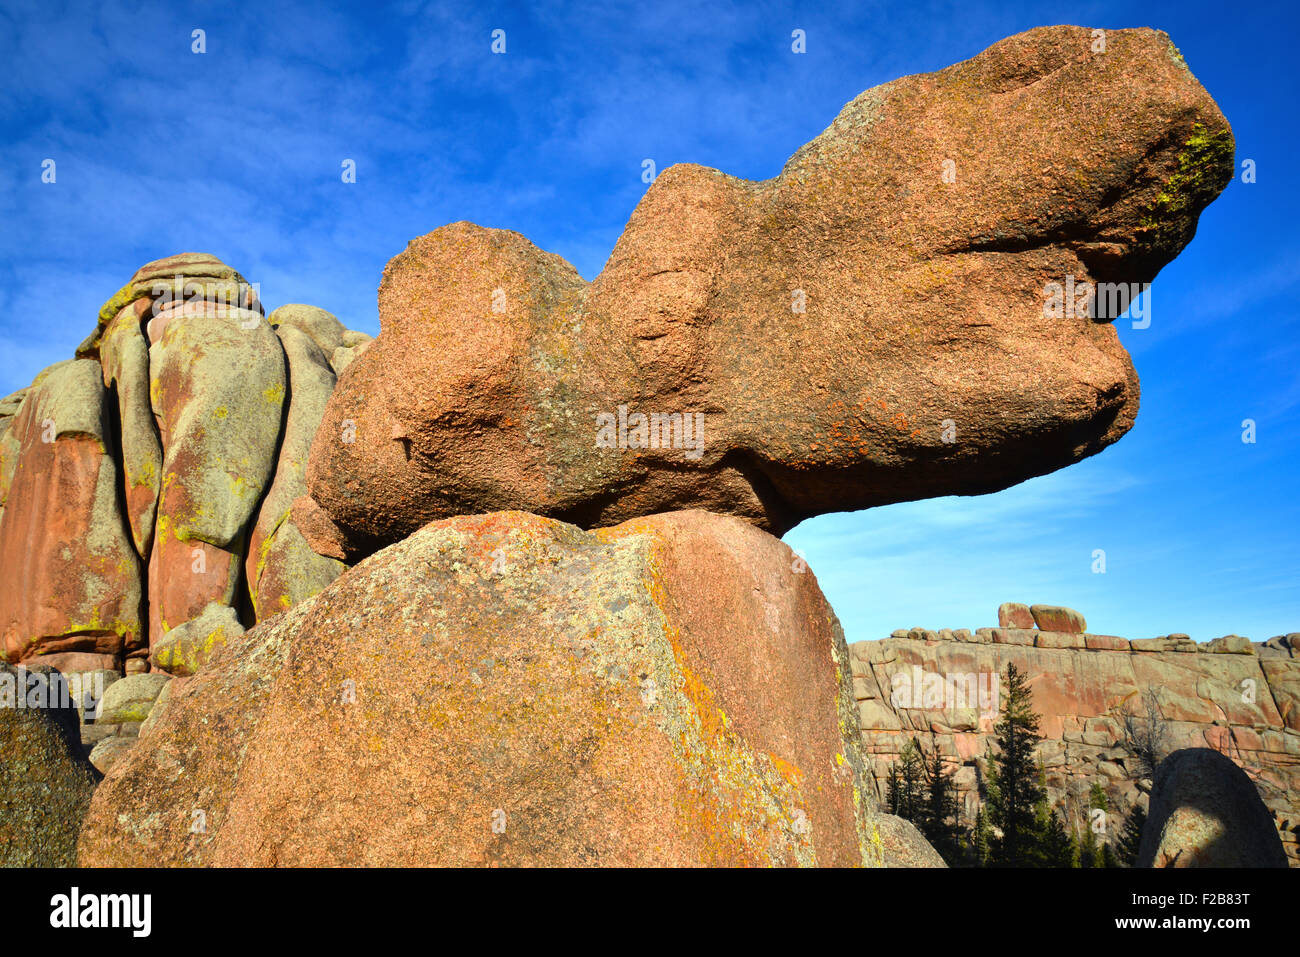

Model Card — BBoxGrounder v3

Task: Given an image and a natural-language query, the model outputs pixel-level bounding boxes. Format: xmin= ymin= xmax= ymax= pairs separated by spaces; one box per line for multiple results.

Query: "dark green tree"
xmin=885 ymin=738 xmax=926 ymax=820
xmin=918 ymin=746 xmax=963 ymax=863
xmin=969 ymin=805 xmax=991 ymax=867
xmin=1082 ymin=781 xmax=1111 ymax=867
xmin=1099 ymin=840 xmax=1119 ymax=868
xmin=885 ymin=764 xmax=902 ymax=816
xmin=1041 ymin=808 xmax=1078 ymax=867
xmin=986 ymin=662 xmax=1045 ymax=866
xmin=1117 ymin=803 xmax=1148 ymax=867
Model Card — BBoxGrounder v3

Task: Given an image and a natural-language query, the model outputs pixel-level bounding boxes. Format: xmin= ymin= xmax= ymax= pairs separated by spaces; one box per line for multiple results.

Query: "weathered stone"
xmin=1132 ymin=637 xmax=1185 ymax=652
xmin=150 ymin=602 xmax=244 ymax=677
xmin=147 ymin=305 xmax=285 ymax=637
xmin=138 ymin=678 xmax=179 ymax=740
xmin=1029 ymin=605 xmax=1086 ymax=634
xmin=998 ymin=602 xmax=1035 ymax=629
xmin=88 ymin=734 xmax=139 ymax=775
xmin=99 ymin=302 xmax=163 ymax=558
xmin=244 ymin=324 xmax=344 ymax=622
xmin=35 ymin=652 xmax=118 ymax=674
xmin=0 ymin=360 xmax=143 ymax=665
xmin=871 ymin=815 xmax=946 ymax=867
xmin=1207 ymin=635 xmax=1254 ymax=655
xmin=1084 ymin=634 xmax=1130 ymax=651
xmin=991 ymin=628 xmax=1035 ymax=646
xmin=95 ymin=672 xmax=170 ymax=724
xmin=1139 ymin=748 xmax=1288 ymax=867
xmin=58 ymin=668 xmax=119 ymax=724
xmin=268 ymin=304 xmax=349 ymax=356
xmin=80 ymin=510 xmax=895 ymax=867
xmin=302 ymin=26 xmax=1232 ymax=559
xmin=1260 ymin=659 xmax=1300 ymax=733
xmin=1035 ymin=631 xmax=1086 ymax=650
xmin=0 ymin=664 xmax=99 ymax=866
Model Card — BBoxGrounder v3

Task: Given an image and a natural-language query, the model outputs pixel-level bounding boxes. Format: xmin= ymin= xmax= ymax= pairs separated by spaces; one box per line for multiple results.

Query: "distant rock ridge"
xmin=849 ymin=603 xmax=1300 ymax=865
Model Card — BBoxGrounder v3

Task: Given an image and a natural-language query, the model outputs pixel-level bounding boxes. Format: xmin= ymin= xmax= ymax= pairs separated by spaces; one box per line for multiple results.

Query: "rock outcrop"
xmin=0 ymin=26 xmax=1252 ymax=871
xmin=1138 ymin=748 xmax=1289 ymax=867
xmin=849 ymin=607 xmax=1300 ymax=865
xmin=79 ymin=510 xmax=911 ymax=867
xmin=0 ymin=256 xmax=372 ymax=677
xmin=0 ymin=360 xmax=144 ymax=666
xmin=301 ymin=25 xmax=1233 ymax=560
xmin=0 ymin=665 xmax=100 ymax=866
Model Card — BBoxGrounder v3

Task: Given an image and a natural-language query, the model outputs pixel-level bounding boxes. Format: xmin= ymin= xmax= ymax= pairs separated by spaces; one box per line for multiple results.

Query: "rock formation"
xmin=1138 ymin=748 xmax=1289 ymax=867
xmin=80 ymin=510 xmax=892 ymax=866
xmin=0 ymin=664 xmax=100 ymax=866
xmin=0 ymin=254 xmax=372 ymax=768
xmin=849 ymin=607 xmax=1300 ymax=864
xmin=299 ymin=25 xmax=1233 ymax=560
xmin=0 ymin=25 xmax=1254 ymax=870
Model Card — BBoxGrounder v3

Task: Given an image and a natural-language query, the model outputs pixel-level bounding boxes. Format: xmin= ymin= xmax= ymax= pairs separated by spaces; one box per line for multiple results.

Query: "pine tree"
xmin=1041 ymin=808 xmax=1078 ymax=867
xmin=1085 ymin=781 xmax=1110 ymax=867
xmin=1099 ymin=840 xmax=1119 ymax=868
xmin=986 ymin=662 xmax=1045 ymax=866
xmin=1117 ymin=803 xmax=1147 ymax=867
xmin=1078 ymin=822 xmax=1098 ymax=868
xmin=970 ymin=806 xmax=991 ymax=866
xmin=918 ymin=746 xmax=962 ymax=863
xmin=1030 ymin=766 xmax=1074 ymax=866
xmin=886 ymin=738 xmax=926 ymax=821
xmin=885 ymin=764 xmax=902 ymax=816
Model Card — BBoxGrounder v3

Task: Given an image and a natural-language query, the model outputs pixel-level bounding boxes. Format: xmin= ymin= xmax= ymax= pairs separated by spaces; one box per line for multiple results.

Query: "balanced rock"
xmin=1138 ymin=748 xmax=1288 ymax=867
xmin=301 ymin=25 xmax=1233 ymax=559
xmin=1030 ymin=604 xmax=1086 ymax=634
xmin=79 ymin=510 xmax=907 ymax=867
xmin=998 ymin=602 xmax=1035 ymax=629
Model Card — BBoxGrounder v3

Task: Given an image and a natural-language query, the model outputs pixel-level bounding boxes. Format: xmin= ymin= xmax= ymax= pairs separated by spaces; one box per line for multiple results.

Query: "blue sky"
xmin=2 ymin=0 xmax=1296 ymax=642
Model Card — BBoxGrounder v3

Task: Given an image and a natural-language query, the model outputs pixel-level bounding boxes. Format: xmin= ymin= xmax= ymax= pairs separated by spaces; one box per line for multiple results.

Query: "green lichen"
xmin=1139 ymin=123 xmax=1234 ymax=248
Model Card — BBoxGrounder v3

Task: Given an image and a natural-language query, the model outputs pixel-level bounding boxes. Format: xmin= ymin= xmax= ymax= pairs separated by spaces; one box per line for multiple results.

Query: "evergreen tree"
xmin=1117 ymin=803 xmax=1147 ymax=867
xmin=1078 ymin=824 xmax=1099 ymax=868
xmin=918 ymin=746 xmax=962 ymax=863
xmin=969 ymin=806 xmax=991 ymax=867
xmin=1099 ymin=840 xmax=1119 ymax=868
xmin=1041 ymin=808 xmax=1078 ymax=867
xmin=1030 ymin=766 xmax=1075 ymax=866
xmin=886 ymin=738 xmax=926 ymax=821
xmin=885 ymin=764 xmax=902 ymax=816
xmin=986 ymin=662 xmax=1045 ymax=866
xmin=1085 ymin=781 xmax=1110 ymax=867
